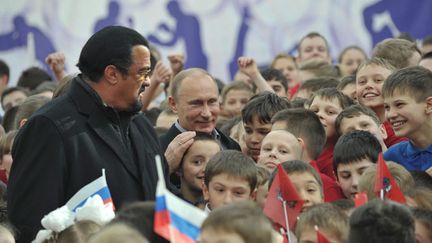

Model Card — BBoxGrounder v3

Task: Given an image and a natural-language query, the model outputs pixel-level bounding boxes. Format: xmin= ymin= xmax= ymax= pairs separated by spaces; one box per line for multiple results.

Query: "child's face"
xmin=244 ymin=116 xmax=272 ymax=161
xmin=356 ymin=64 xmax=392 ymax=110
xmin=415 ymin=220 xmax=432 ymax=243
xmin=340 ymin=83 xmax=357 ymax=101
xmin=255 ymin=182 xmax=268 ymax=209
xmin=336 ymin=158 xmax=374 ymax=199
xmin=384 ymin=90 xmax=431 ymax=139
xmin=289 ymin=172 xmax=323 ymax=212
xmin=223 ymin=89 xmax=251 ymax=116
xmin=309 ymin=96 xmax=343 ymax=139
xmin=199 ymin=228 xmax=246 ymax=243
xmin=273 ymin=57 xmax=300 ymax=88
xmin=258 ymin=130 xmax=302 ymax=171
xmin=339 ymin=48 xmax=366 ymax=76
xmin=181 ymin=140 xmax=221 ymax=192
xmin=267 ymin=79 xmax=287 ymax=97
xmin=339 ymin=114 xmax=387 ymax=145
xmin=298 ymin=226 xmax=344 ymax=243
xmin=203 ymin=173 xmax=255 ymax=210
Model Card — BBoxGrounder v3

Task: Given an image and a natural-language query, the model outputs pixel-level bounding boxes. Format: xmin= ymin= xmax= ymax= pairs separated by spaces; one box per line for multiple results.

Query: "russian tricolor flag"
xmin=153 ymin=156 xmax=207 ymax=243
xmin=66 ymin=169 xmax=115 ymax=212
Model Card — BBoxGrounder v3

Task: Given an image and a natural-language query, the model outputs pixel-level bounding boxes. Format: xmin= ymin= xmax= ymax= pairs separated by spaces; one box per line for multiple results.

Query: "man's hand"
xmin=164 ymin=131 xmax=196 ymax=174
xmin=45 ymin=52 xmax=66 ymax=81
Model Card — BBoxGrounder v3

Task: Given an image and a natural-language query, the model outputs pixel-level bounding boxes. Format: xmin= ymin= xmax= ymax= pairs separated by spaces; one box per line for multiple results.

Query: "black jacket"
xmin=8 ymin=76 xmax=166 ymax=242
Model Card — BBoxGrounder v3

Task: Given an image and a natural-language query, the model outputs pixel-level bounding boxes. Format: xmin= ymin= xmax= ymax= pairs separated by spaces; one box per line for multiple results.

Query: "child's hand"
xmin=151 ymin=61 xmax=172 ymax=85
xmin=164 ymin=131 xmax=196 ymax=174
xmin=237 ymin=57 xmax=260 ymax=79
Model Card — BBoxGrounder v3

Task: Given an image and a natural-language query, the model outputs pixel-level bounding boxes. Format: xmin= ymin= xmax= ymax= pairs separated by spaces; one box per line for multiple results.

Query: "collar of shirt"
xmin=174 ymin=120 xmax=220 ymax=140
xmin=406 ymin=141 xmax=432 ymax=158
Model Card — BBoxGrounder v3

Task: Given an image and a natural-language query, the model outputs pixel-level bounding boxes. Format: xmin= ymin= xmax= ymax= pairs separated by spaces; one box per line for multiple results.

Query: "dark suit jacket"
xmin=159 ymin=124 xmax=241 ymax=153
xmin=8 ymin=77 xmax=166 ymax=242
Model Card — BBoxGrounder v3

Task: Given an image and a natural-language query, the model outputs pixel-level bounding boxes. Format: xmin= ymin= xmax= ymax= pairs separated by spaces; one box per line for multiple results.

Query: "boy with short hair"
xmin=202 ymin=150 xmax=257 ymax=211
xmin=356 ymin=57 xmax=407 ymax=147
xmin=333 ymin=130 xmax=382 ymax=199
xmin=199 ymin=201 xmax=276 ymax=243
xmin=219 ymin=81 xmax=253 ymax=119
xmin=269 ymin=160 xmax=324 ymax=211
xmin=337 ymin=75 xmax=357 ymax=101
xmin=271 ymin=108 xmax=345 ymax=202
xmin=241 ymin=92 xmax=291 ymax=161
xmin=349 ymin=200 xmax=416 ymax=243
xmin=261 ymin=68 xmax=288 ymax=97
xmin=295 ymin=204 xmax=349 ymax=243
xmin=297 ymin=32 xmax=332 ymax=65
xmin=307 ymin=88 xmax=354 ymax=179
xmin=293 ymin=77 xmax=339 ymax=101
xmin=358 ymin=162 xmax=415 ymax=200
xmin=335 ymin=104 xmax=388 ymax=151
xmin=372 ymin=38 xmax=421 ymax=69
xmin=257 ymin=130 xmax=303 ymax=172
xmin=382 ymin=66 xmax=432 ymax=174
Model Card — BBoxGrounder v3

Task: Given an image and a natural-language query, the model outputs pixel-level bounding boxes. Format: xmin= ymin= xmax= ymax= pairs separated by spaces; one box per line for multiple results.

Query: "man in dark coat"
xmin=160 ymin=68 xmax=240 ymax=178
xmin=7 ymin=26 xmax=166 ymax=242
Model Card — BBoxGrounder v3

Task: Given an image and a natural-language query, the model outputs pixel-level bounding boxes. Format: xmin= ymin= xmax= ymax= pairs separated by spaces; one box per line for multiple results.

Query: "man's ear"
xmin=425 ymin=96 xmax=432 ymax=115
xmin=103 ymin=65 xmax=119 ymax=85
xmin=202 ymin=183 xmax=209 ymax=201
xmin=168 ymin=96 xmax=178 ymax=114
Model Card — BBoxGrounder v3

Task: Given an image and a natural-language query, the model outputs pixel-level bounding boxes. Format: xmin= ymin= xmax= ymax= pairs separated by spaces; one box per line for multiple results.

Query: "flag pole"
xmin=283 ymin=200 xmax=292 ymax=243
xmin=155 ymin=155 xmax=175 ymax=243
xmin=380 ymin=189 xmax=384 ymax=200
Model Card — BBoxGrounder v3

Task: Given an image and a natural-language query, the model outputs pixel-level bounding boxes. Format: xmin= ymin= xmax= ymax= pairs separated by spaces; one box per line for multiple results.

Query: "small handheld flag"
xmin=315 ymin=225 xmax=331 ymax=243
xmin=66 ymin=169 xmax=114 ymax=212
xmin=264 ymin=164 xmax=304 ymax=232
xmin=373 ymin=154 xmax=405 ymax=203
xmin=154 ymin=155 xmax=208 ymax=243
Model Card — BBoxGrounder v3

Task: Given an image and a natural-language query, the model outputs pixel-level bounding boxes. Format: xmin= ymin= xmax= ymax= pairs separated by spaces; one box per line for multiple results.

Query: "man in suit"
xmin=160 ymin=68 xmax=240 ymax=177
xmin=8 ymin=26 xmax=166 ymax=242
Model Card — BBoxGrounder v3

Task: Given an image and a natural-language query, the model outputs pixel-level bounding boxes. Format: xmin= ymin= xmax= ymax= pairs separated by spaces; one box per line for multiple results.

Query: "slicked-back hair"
xmin=308 ymin=88 xmax=355 ymax=110
xmin=335 ymin=104 xmax=381 ymax=135
xmin=204 ymin=150 xmax=257 ymax=191
xmin=271 ymin=108 xmax=326 ymax=160
xmin=372 ymin=38 xmax=421 ymax=69
xmin=261 ymin=68 xmax=288 ymax=92
xmin=170 ymin=68 xmax=216 ymax=101
xmin=268 ymin=160 xmax=323 ymax=197
xmin=77 ymin=26 xmax=149 ymax=82
xmin=349 ymin=200 xmax=416 ymax=243
xmin=241 ymin=91 xmax=290 ymax=125
xmin=333 ymin=130 xmax=381 ymax=176
xmin=382 ymin=66 xmax=432 ymax=103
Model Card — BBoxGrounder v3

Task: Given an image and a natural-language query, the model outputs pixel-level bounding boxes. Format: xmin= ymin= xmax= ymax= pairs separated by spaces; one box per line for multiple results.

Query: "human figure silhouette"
xmin=148 ymin=0 xmax=208 ymax=69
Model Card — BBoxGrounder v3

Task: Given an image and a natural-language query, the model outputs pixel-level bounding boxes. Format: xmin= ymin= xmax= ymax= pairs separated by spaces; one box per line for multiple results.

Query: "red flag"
xmin=315 ymin=226 xmax=331 ymax=243
xmin=264 ymin=164 xmax=304 ymax=230
xmin=354 ymin=192 xmax=368 ymax=208
xmin=373 ymin=153 xmax=406 ymax=203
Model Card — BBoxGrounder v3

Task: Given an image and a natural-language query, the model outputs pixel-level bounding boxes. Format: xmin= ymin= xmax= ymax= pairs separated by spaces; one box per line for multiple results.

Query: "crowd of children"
xmin=0 ymin=28 xmax=431 ymax=243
